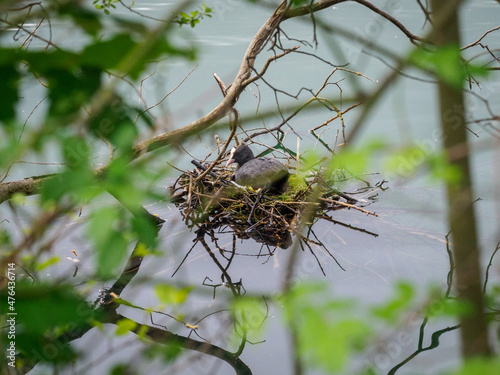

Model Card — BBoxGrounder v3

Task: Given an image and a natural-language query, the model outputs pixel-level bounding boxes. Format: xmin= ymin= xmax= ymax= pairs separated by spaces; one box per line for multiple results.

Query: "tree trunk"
xmin=430 ymin=0 xmax=491 ymax=358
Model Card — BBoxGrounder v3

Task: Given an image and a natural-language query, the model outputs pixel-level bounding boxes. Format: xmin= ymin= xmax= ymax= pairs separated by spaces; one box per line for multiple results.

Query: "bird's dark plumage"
xmin=226 ymin=144 xmax=289 ymax=194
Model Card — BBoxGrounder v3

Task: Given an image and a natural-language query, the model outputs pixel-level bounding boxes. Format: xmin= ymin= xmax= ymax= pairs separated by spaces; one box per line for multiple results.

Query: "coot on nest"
xmin=226 ymin=144 xmax=289 ymax=194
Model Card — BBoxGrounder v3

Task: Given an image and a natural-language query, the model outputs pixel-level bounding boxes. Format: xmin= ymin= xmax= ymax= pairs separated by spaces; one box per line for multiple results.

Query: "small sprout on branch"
xmin=175 ymin=4 xmax=213 ymax=28
xmin=93 ymin=0 xmax=120 ymax=15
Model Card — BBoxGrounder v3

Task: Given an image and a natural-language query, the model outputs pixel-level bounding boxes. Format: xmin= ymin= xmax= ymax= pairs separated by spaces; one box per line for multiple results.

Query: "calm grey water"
xmin=3 ymin=0 xmax=500 ymax=374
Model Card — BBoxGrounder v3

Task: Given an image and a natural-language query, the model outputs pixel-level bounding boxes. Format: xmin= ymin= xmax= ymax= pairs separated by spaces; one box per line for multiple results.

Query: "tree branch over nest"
xmin=131 ymin=0 xmax=425 ymax=157
xmin=131 ymin=1 xmax=290 ymax=158
xmin=0 ymin=0 xmax=427 ymax=204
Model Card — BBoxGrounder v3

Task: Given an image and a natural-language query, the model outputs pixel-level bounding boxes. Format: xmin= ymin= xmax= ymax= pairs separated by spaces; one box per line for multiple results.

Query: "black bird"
xmin=226 ymin=144 xmax=289 ymax=194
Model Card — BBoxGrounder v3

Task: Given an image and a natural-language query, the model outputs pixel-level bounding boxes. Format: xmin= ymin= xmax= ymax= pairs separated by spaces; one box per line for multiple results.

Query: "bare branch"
xmin=0 ymin=18 xmax=59 ymax=49
xmin=462 ymin=25 xmax=500 ymax=50
xmin=283 ymin=0 xmax=425 ymax=44
xmin=350 ymin=0 xmax=425 ymax=44
xmin=144 ymin=65 xmax=198 ymax=113
xmin=242 ymin=46 xmax=300 ymax=86
xmin=131 ymin=1 xmax=290 ymax=157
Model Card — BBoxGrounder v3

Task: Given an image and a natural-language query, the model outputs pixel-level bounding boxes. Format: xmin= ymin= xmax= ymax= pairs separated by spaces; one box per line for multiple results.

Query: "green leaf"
xmin=371 ymin=282 xmax=415 ymax=321
xmin=115 ymin=318 xmax=137 ymax=335
xmin=35 ymin=256 xmax=61 ymax=271
xmin=97 ymin=231 xmax=128 ymax=278
xmin=87 ymin=94 xmax=138 ymax=148
xmin=0 ymin=141 xmax=23 ymax=170
xmin=162 ymin=341 xmax=183 ymax=362
xmin=0 ymin=282 xmax=97 ymax=364
xmin=58 ymin=4 xmax=102 ymax=35
xmin=61 ymin=136 xmax=92 ymax=168
xmin=131 ymin=215 xmax=159 ymax=248
xmin=155 ymin=284 xmax=192 ymax=305
xmin=45 ymin=66 xmax=101 ymax=119
xmin=282 ymin=283 xmax=371 ymax=373
xmin=22 ymin=49 xmax=79 ymax=72
xmin=232 ymin=297 xmax=267 ymax=332
xmin=0 ymin=65 xmax=19 ymax=122
xmin=11 ymin=192 xmax=27 ymax=206
xmin=427 ymin=153 xmax=462 ymax=185
xmin=41 ymin=167 xmax=99 ymax=203
xmin=329 ymin=139 xmax=386 ymax=176
xmin=81 ymin=34 xmax=136 ymax=70
xmin=143 ymin=340 xmax=184 ymax=363
xmin=88 ymin=206 xmax=129 ymax=279
xmin=410 ymin=44 xmax=489 ymax=89
xmin=88 ymin=207 xmax=120 ymax=244
xmin=385 ymin=145 xmax=425 ymax=178
xmin=424 ymin=297 xmax=472 ymax=318
xmin=110 ymin=364 xmax=130 ymax=375
xmin=128 ymin=38 xmax=196 ymax=79
xmin=444 ymin=358 xmax=500 ymax=375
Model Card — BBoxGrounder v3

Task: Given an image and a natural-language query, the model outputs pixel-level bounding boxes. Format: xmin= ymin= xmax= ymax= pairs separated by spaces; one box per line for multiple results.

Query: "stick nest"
xmin=169 ymin=158 xmax=374 ymax=249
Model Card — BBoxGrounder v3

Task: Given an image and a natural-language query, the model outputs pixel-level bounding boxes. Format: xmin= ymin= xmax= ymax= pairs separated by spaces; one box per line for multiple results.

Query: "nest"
xmin=169 ymin=155 xmax=377 ymax=249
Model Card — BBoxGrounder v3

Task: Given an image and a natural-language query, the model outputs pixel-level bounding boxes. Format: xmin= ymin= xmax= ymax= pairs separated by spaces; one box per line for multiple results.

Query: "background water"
xmin=3 ymin=0 xmax=500 ymax=374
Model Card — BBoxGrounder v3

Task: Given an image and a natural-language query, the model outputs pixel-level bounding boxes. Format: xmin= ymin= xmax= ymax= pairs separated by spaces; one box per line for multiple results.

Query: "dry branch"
xmin=0 ymin=0 xmax=428 ymax=204
xmin=0 ymin=176 xmax=45 ymax=205
xmin=131 ymin=1 xmax=289 ymax=158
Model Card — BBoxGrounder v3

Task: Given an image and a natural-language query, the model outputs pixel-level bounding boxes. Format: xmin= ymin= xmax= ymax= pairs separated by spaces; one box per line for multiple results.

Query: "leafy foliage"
xmin=174 ymin=4 xmax=213 ymax=28
xmin=283 ymin=283 xmax=372 ymax=373
xmin=371 ymin=282 xmax=415 ymax=321
xmin=443 ymin=358 xmax=500 ymax=375
xmin=409 ymin=44 xmax=489 ymax=89
xmin=93 ymin=0 xmax=121 ymax=15
xmin=115 ymin=318 xmax=138 ymax=335
xmin=155 ymin=284 xmax=193 ymax=305
xmin=1 ymin=282 xmax=97 ymax=364
xmin=0 ymin=1 xmax=497 ymax=374
xmin=88 ymin=206 xmax=130 ymax=279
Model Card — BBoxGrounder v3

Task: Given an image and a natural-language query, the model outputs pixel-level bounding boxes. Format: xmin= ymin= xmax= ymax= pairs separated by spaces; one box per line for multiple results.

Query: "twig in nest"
xmin=320 ymin=197 xmax=377 ymax=217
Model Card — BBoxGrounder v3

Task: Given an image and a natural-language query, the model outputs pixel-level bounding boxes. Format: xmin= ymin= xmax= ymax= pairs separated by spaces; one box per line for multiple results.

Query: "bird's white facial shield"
xmin=226 ymin=146 xmax=236 ymax=167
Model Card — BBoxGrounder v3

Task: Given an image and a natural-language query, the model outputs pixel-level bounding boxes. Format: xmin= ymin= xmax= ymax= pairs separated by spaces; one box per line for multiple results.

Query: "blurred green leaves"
xmin=0 ymin=24 xmax=194 ymax=127
xmin=81 ymin=34 xmax=136 ymax=71
xmin=155 ymin=284 xmax=193 ymax=305
xmin=88 ymin=206 xmax=129 ymax=279
xmin=115 ymin=318 xmax=137 ymax=335
xmin=59 ymin=1 xmax=103 ymax=35
xmin=0 ymin=282 xmax=97 ymax=364
xmin=143 ymin=340 xmax=184 ymax=364
xmin=0 ymin=65 xmax=20 ymax=122
xmin=424 ymin=296 xmax=472 ymax=318
xmin=283 ymin=283 xmax=371 ymax=373
xmin=231 ymin=297 xmax=268 ymax=344
xmin=410 ymin=44 xmax=489 ymax=89
xmin=443 ymin=358 xmax=500 ymax=375
xmin=371 ymin=282 xmax=415 ymax=321
xmin=385 ymin=145 xmax=462 ymax=184
xmin=329 ymin=139 xmax=386 ymax=176
xmin=41 ymin=168 xmax=97 ymax=204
